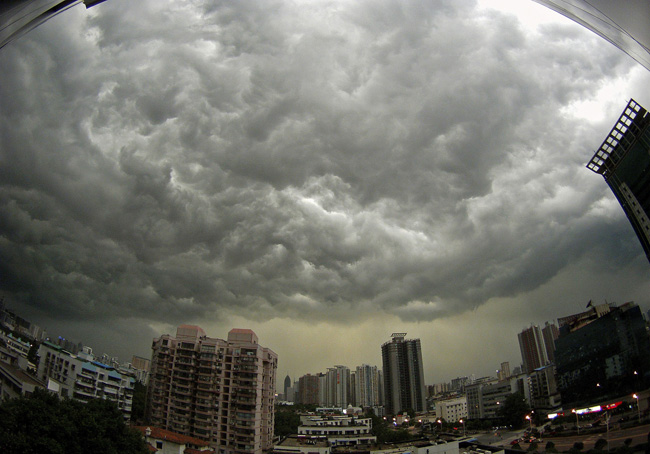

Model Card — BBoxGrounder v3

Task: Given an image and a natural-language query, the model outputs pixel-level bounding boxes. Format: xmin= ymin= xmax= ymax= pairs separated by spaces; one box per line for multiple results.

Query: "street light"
xmin=572 ymin=409 xmax=580 ymax=434
xmin=460 ymin=418 xmax=466 ymax=437
xmin=633 ymin=394 xmax=641 ymax=423
xmin=525 ymin=415 xmax=532 ymax=432
xmin=604 ymin=411 xmax=611 ymax=453
xmin=437 ymin=419 xmax=442 ymax=434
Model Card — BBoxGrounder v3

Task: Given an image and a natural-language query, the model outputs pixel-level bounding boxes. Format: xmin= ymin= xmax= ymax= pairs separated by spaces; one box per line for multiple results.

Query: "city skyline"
xmin=1 ymin=0 xmax=650 ymax=388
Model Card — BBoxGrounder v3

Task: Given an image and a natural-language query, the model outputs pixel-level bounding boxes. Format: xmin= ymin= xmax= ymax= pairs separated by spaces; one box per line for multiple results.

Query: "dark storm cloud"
xmin=0 ymin=0 xmax=648 ymax=360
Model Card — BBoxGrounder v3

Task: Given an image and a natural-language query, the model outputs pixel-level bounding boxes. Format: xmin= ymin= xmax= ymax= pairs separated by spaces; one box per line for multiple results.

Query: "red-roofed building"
xmin=134 ymin=426 xmax=215 ymax=454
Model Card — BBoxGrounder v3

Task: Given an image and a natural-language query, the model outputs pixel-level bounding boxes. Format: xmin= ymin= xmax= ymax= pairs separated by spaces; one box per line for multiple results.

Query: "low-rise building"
xmin=435 ymin=396 xmax=468 ymax=423
xmin=0 ymin=346 xmax=46 ymax=399
xmin=274 ymin=436 xmax=331 ymax=454
xmin=0 ymin=331 xmax=31 ymax=357
xmin=134 ymin=426 xmax=215 ymax=454
xmin=298 ymin=415 xmax=376 ymax=447
xmin=36 ymin=341 xmax=135 ymax=420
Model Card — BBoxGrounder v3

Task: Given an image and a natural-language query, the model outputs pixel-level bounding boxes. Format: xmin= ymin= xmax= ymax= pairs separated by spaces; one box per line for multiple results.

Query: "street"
xmin=473 ymin=424 xmax=650 ymax=452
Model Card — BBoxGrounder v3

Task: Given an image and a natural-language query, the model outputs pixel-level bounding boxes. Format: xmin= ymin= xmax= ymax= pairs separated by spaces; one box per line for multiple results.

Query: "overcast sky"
xmin=1 ymin=0 xmax=650 ymax=387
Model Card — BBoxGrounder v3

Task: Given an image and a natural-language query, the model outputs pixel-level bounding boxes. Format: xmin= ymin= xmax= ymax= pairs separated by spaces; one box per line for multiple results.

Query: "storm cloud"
xmin=1 ymin=0 xmax=649 ymax=381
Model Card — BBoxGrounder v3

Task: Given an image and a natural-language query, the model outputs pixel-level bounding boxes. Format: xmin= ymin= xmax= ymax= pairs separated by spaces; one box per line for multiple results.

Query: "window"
xmin=156 ymin=441 xmax=163 ymax=449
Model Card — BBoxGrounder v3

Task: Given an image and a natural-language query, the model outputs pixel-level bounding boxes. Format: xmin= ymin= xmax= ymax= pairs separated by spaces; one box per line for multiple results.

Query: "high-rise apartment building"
xmin=588 ymin=99 xmax=650 ymax=263
xmin=381 ymin=333 xmax=426 ymax=415
xmin=541 ymin=322 xmax=559 ymax=363
xmin=146 ymin=325 xmax=277 ymax=454
xmin=518 ymin=325 xmax=551 ymax=374
xmin=355 ymin=364 xmax=381 ymax=408
xmin=296 ymin=373 xmax=320 ymax=405
xmin=325 ymin=365 xmax=350 ymax=407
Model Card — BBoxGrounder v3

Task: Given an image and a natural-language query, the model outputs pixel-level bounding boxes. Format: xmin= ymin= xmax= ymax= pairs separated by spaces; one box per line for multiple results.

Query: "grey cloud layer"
xmin=0 ymin=0 xmax=644 ymax=336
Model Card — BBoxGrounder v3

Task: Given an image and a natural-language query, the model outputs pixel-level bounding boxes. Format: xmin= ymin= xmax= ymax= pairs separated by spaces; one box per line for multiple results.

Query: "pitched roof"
xmin=133 ymin=426 xmax=210 ymax=447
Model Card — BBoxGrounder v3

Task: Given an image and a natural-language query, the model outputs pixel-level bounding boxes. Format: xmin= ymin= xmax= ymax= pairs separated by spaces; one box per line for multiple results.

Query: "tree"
xmin=275 ymin=406 xmax=302 ymax=439
xmin=130 ymin=381 xmax=147 ymax=425
xmin=0 ymin=389 xmax=148 ymax=453
xmin=616 ymin=438 xmax=634 ymax=454
xmin=592 ymin=438 xmax=608 ymax=452
xmin=497 ymin=392 xmax=531 ymax=429
xmin=545 ymin=441 xmax=558 ymax=453
xmin=570 ymin=441 xmax=585 ymax=454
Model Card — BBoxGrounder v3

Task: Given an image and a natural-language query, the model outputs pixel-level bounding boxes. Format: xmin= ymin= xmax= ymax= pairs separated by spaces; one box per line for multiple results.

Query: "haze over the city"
xmin=1 ymin=0 xmax=650 ymax=386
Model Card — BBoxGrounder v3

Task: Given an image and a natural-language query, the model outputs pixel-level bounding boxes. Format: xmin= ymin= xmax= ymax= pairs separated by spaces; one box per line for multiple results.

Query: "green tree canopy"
xmin=593 ymin=438 xmax=608 ymax=452
xmin=0 ymin=389 xmax=148 ymax=454
xmin=497 ymin=392 xmax=531 ymax=429
xmin=275 ymin=406 xmax=302 ymax=438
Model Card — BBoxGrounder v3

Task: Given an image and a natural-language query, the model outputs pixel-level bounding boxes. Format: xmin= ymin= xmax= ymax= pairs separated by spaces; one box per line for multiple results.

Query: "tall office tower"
xmin=297 ymin=374 xmax=320 ymax=405
xmin=541 ymin=322 xmax=560 ymax=363
xmin=355 ymin=364 xmax=381 ymax=408
xmin=555 ymin=302 xmax=650 ymax=408
xmin=283 ymin=375 xmax=291 ymax=399
xmin=146 ymin=325 xmax=277 ymax=454
xmin=381 ymin=333 xmax=426 ymax=415
xmin=518 ymin=325 xmax=550 ymax=374
xmin=532 ymin=1 xmax=650 ymax=72
xmin=588 ymin=100 xmax=650 ymax=263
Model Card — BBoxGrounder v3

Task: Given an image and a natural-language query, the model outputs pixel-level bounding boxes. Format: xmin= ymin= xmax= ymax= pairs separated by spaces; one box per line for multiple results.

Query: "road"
xmin=474 ymin=424 xmax=650 ymax=452
xmin=543 ymin=424 xmax=650 ymax=451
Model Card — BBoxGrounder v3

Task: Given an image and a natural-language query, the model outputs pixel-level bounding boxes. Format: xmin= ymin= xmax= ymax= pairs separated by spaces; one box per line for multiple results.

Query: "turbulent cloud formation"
xmin=1 ymin=0 xmax=649 ymax=379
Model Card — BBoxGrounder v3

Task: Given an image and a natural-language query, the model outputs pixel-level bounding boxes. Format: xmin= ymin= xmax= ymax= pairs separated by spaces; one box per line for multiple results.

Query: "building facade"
xmin=146 ymin=326 xmax=277 ymax=454
xmin=381 ymin=333 xmax=426 ymax=415
xmin=355 ymin=364 xmax=381 ymax=408
xmin=518 ymin=325 xmax=551 ymax=374
xmin=528 ymin=364 xmax=561 ymax=412
xmin=36 ymin=341 xmax=135 ymax=420
xmin=325 ymin=365 xmax=350 ymax=408
xmin=297 ymin=373 xmax=321 ymax=405
xmin=588 ymin=99 xmax=650 ymax=263
xmin=435 ymin=395 xmax=468 ymax=422
xmin=554 ymin=302 xmax=650 ymax=408
xmin=541 ymin=322 xmax=559 ymax=364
